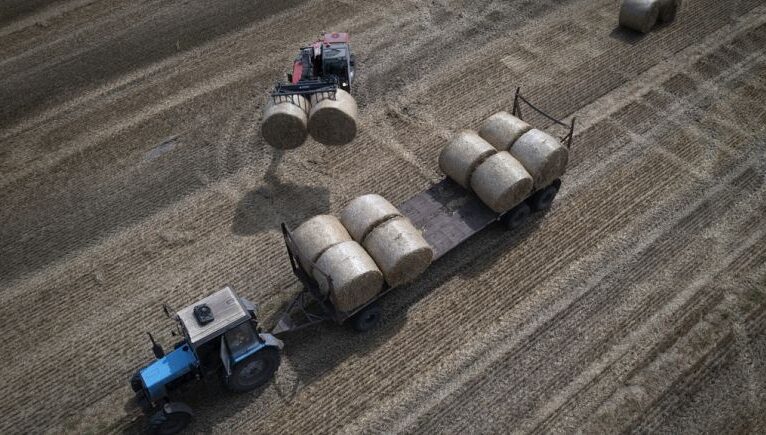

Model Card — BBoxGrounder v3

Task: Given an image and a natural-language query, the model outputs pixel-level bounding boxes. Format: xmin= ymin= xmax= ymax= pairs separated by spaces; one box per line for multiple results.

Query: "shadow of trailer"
xmin=270 ymin=88 xmax=575 ymax=336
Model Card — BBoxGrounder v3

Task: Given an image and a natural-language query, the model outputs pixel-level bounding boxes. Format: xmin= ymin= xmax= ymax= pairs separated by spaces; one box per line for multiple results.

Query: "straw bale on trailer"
xmin=478 ymin=111 xmax=532 ymax=152
xmin=510 ymin=128 xmax=569 ymax=190
xmin=312 ymin=241 xmax=384 ymax=313
xmin=261 ymin=95 xmax=310 ymax=150
xmin=619 ymin=0 xmax=660 ymax=34
xmin=363 ymin=216 xmax=433 ymax=287
xmin=340 ymin=194 xmax=402 ymax=242
xmin=291 ymin=215 xmax=351 ymax=274
xmin=308 ymin=88 xmax=358 ymax=145
xmin=438 ymin=131 xmax=497 ymax=188
xmin=470 ymin=152 xmax=534 ymax=213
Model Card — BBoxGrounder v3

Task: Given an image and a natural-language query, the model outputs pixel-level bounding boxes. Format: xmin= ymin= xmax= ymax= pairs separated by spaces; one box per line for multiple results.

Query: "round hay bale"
xmin=291 ymin=215 xmax=351 ymax=274
xmin=438 ymin=131 xmax=497 ymax=189
xmin=619 ymin=0 xmax=660 ymax=34
xmin=363 ymin=216 xmax=433 ymax=287
xmin=478 ymin=111 xmax=532 ymax=152
xmin=470 ymin=152 xmax=534 ymax=213
xmin=340 ymin=194 xmax=402 ymax=243
xmin=510 ymin=129 xmax=569 ymax=190
xmin=308 ymin=89 xmax=358 ymax=146
xmin=261 ymin=95 xmax=309 ymax=150
xmin=658 ymin=0 xmax=680 ymax=22
xmin=312 ymin=241 xmax=384 ymax=313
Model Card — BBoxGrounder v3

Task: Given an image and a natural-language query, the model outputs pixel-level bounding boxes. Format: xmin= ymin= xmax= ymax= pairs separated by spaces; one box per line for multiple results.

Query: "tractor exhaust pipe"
xmin=147 ymin=332 xmax=165 ymax=359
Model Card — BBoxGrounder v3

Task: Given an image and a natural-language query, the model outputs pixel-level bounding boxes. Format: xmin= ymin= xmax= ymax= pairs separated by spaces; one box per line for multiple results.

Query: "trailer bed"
xmin=399 ymin=178 xmax=499 ymax=261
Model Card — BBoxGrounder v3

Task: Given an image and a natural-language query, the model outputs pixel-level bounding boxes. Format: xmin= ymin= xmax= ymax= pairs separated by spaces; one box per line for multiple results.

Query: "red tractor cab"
xmin=288 ymin=32 xmax=355 ymax=93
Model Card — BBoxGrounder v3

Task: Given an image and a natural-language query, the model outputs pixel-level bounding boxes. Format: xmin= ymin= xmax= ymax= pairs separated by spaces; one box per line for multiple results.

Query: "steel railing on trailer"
xmin=512 ymin=87 xmax=575 ymax=149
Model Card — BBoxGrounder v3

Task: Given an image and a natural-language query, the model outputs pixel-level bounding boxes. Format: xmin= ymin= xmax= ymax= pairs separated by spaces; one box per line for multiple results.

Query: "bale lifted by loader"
xmin=261 ymin=32 xmax=359 ymax=149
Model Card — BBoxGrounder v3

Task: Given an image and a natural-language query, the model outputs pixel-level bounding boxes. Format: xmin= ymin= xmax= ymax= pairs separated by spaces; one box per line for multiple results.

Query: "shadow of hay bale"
xmin=609 ymin=25 xmax=649 ymax=44
xmin=231 ymin=152 xmax=330 ymax=235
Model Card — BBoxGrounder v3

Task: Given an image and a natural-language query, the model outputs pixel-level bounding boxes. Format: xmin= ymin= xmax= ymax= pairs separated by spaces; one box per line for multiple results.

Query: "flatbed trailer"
xmin=271 ymin=89 xmax=575 ymax=335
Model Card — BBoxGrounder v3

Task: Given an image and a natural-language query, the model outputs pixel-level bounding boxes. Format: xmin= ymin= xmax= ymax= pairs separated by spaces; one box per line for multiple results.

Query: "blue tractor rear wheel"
xmin=225 ymin=347 xmax=281 ymax=393
xmin=147 ymin=402 xmax=193 ymax=435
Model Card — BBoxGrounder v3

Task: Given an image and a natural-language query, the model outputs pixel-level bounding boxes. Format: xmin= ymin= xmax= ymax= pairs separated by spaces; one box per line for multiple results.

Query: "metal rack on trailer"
xmin=271 ymin=88 xmax=576 ymax=335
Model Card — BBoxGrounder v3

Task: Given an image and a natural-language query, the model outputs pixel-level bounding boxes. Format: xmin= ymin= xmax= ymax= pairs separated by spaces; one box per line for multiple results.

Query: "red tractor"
xmin=285 ymin=31 xmax=356 ymax=93
xmin=262 ymin=32 xmax=359 ymax=149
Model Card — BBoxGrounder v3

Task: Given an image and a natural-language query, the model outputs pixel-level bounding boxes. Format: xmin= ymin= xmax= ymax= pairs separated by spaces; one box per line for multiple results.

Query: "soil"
xmin=1 ymin=0 xmax=765 ymax=433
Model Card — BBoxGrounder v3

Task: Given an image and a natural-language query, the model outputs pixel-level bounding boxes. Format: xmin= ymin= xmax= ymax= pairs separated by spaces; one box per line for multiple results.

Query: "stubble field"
xmin=1 ymin=0 xmax=765 ymax=433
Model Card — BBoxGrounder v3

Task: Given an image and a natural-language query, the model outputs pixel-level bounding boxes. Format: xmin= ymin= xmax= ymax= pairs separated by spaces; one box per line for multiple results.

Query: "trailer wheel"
xmin=351 ymin=302 xmax=382 ymax=332
xmin=147 ymin=402 xmax=193 ymax=435
xmin=225 ymin=347 xmax=281 ymax=393
xmin=502 ymin=202 xmax=532 ymax=230
xmin=530 ymin=181 xmax=560 ymax=212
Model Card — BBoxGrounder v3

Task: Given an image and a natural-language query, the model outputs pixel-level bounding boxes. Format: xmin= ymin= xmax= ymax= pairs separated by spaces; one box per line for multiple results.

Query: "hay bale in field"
xmin=438 ymin=131 xmax=497 ymax=188
xmin=363 ymin=216 xmax=433 ymax=287
xmin=658 ymin=0 xmax=681 ymax=22
xmin=510 ymin=128 xmax=569 ymax=189
xmin=313 ymin=241 xmax=384 ymax=313
xmin=340 ymin=193 xmax=402 ymax=243
xmin=308 ymin=89 xmax=358 ymax=145
xmin=478 ymin=111 xmax=532 ymax=152
xmin=619 ymin=0 xmax=660 ymax=34
xmin=470 ymin=152 xmax=534 ymax=213
xmin=291 ymin=215 xmax=351 ymax=274
xmin=261 ymin=95 xmax=309 ymax=150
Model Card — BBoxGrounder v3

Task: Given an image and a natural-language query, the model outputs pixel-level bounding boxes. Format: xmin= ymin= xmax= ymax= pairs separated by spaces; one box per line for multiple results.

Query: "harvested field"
xmin=1 ymin=0 xmax=765 ymax=433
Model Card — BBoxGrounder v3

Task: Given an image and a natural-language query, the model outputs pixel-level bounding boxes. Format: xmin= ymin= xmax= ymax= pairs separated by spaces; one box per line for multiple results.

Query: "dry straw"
xmin=313 ymin=241 xmax=384 ymax=313
xmin=363 ymin=216 xmax=433 ymax=287
xmin=291 ymin=215 xmax=351 ymax=274
xmin=438 ymin=131 xmax=497 ymax=188
xmin=478 ymin=111 xmax=532 ymax=152
xmin=261 ymin=95 xmax=310 ymax=150
xmin=510 ymin=128 xmax=569 ymax=190
xmin=470 ymin=151 xmax=534 ymax=213
xmin=619 ymin=0 xmax=660 ymax=34
xmin=340 ymin=194 xmax=402 ymax=242
xmin=308 ymin=88 xmax=358 ymax=145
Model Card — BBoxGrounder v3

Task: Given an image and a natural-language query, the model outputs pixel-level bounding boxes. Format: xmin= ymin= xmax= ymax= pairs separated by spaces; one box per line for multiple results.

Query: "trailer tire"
xmin=225 ymin=347 xmax=281 ymax=393
xmin=502 ymin=202 xmax=532 ymax=230
xmin=147 ymin=402 xmax=193 ymax=435
xmin=530 ymin=181 xmax=560 ymax=212
xmin=351 ymin=302 xmax=382 ymax=332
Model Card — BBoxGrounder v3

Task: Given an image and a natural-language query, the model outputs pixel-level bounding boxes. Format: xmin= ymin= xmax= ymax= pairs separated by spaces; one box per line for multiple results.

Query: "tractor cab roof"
xmin=176 ymin=286 xmax=250 ymax=348
xmin=320 ymin=32 xmax=349 ymax=44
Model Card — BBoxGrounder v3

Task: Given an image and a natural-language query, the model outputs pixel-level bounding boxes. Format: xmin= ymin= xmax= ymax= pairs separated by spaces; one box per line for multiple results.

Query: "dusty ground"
xmin=1 ymin=0 xmax=765 ymax=433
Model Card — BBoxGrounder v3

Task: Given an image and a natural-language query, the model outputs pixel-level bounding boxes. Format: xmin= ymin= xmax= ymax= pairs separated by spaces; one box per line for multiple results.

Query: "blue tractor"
xmin=130 ymin=286 xmax=283 ymax=434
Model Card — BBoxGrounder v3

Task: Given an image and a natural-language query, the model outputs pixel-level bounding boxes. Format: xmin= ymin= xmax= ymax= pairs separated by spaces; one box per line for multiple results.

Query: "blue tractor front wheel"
xmin=148 ymin=402 xmax=193 ymax=435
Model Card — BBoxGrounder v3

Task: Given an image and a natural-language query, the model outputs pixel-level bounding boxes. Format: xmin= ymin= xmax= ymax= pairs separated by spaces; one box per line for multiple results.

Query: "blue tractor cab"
xmin=130 ymin=286 xmax=283 ymax=434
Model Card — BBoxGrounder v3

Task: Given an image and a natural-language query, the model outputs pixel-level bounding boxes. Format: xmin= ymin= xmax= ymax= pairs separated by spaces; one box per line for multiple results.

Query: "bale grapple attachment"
xmin=261 ymin=33 xmax=359 ymax=150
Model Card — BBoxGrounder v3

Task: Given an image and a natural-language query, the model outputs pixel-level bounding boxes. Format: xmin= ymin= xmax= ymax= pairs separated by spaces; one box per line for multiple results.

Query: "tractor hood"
xmin=140 ymin=343 xmax=198 ymax=401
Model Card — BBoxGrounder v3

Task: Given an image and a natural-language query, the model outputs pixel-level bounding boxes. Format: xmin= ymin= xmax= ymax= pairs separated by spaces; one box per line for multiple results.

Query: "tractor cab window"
xmin=322 ymin=46 xmax=348 ymax=76
xmin=224 ymin=322 xmax=259 ymax=359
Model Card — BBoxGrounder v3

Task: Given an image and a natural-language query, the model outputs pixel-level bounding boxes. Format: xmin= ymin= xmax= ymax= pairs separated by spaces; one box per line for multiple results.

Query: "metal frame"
xmin=512 ymin=87 xmax=575 ymax=149
xmin=270 ymin=78 xmax=338 ymax=112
